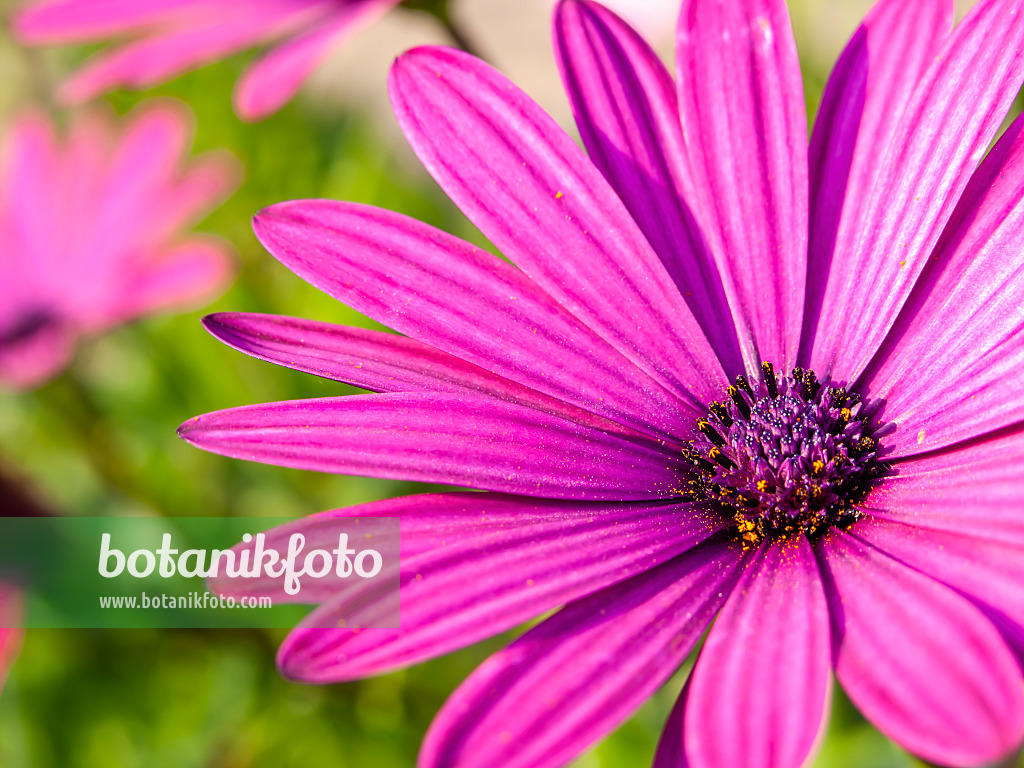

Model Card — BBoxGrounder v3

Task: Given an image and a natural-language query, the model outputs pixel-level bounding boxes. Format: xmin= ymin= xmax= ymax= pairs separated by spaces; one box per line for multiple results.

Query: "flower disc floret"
xmin=686 ymin=362 xmax=883 ymax=545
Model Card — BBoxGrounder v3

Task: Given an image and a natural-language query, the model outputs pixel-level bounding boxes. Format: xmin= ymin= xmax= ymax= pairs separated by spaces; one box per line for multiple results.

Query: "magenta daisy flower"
xmin=180 ymin=0 xmax=1024 ymax=765
xmin=0 ymin=103 xmax=237 ymax=390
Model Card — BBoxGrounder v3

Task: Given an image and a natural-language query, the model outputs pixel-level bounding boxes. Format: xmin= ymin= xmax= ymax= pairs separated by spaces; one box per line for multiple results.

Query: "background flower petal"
xmin=57 ymin=9 xmax=320 ymax=103
xmin=108 ymin=238 xmax=234 ymax=322
xmin=14 ymin=0 xmax=211 ymax=42
xmin=233 ymin=0 xmax=397 ymax=120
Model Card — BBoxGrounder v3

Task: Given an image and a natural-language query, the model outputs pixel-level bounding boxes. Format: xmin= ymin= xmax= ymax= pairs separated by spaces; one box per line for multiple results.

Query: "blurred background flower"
xmin=12 ymin=0 xmax=404 ymax=120
xmin=0 ymin=102 xmax=237 ymax=390
xmin=0 ymin=0 xmax=1019 ymax=767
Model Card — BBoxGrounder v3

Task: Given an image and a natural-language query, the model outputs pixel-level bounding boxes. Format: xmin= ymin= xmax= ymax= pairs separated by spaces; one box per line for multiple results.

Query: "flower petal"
xmin=817 ymin=528 xmax=1024 ymax=767
xmin=857 ymin=112 xmax=1024 ymax=456
xmin=253 ymin=200 xmax=699 ymax=442
xmin=0 ymin=321 xmax=75 ymax=391
xmin=676 ymin=0 xmax=808 ymax=372
xmin=809 ymin=0 xmax=1024 ymax=382
xmin=56 ymin=8 xmax=321 ymax=103
xmin=851 ymin=515 xmax=1024 ymax=658
xmin=154 ymin=151 xmax=240 ymax=239
xmin=684 ymin=536 xmax=831 ymax=768
xmin=14 ymin=0 xmax=210 ymax=42
xmin=273 ymin=493 xmax=728 ymax=681
xmin=177 ymin=393 xmax=688 ymax=500
xmin=866 ymin=423 xmax=1024 ymax=544
xmin=202 ymin=312 xmax=649 ymax=435
xmin=233 ymin=0 xmax=396 ymax=120
xmin=0 ymin=113 xmax=61 ymax=287
xmin=652 ymin=682 xmax=689 ymax=768
xmin=803 ymin=0 xmax=952 ymax=361
xmin=553 ymin=0 xmax=741 ymax=375
xmin=419 ymin=539 xmax=745 ymax=768
xmin=107 ymin=238 xmax=233 ymax=324
xmin=389 ymin=46 xmax=727 ymax=409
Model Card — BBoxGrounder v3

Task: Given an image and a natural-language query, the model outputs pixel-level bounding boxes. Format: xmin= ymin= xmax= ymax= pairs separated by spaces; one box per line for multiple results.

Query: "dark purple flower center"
xmin=0 ymin=309 xmax=59 ymax=348
xmin=684 ymin=362 xmax=884 ymax=547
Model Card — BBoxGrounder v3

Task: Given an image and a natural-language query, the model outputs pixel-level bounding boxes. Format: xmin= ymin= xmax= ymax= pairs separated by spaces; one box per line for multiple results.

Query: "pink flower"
xmin=0 ymin=103 xmax=237 ymax=390
xmin=14 ymin=0 xmax=403 ymax=120
xmin=181 ymin=0 xmax=1024 ymax=766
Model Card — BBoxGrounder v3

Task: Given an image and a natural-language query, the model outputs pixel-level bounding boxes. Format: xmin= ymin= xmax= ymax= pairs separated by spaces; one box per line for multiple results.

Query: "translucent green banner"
xmin=0 ymin=516 xmax=400 ymax=628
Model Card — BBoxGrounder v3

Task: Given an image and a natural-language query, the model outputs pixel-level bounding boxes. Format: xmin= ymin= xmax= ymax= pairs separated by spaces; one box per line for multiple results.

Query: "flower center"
xmin=0 ymin=309 xmax=59 ymax=348
xmin=684 ymin=362 xmax=884 ymax=547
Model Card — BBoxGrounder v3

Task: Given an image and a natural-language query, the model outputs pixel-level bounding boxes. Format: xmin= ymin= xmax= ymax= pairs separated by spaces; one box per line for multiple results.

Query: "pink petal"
xmin=683 ymin=536 xmax=831 ymax=768
xmin=389 ymin=46 xmax=728 ymax=409
xmin=0 ymin=321 xmax=75 ymax=391
xmin=202 ymin=312 xmax=652 ymax=437
xmin=851 ymin=515 xmax=1024 ymax=658
xmin=419 ymin=539 xmax=745 ymax=768
xmin=253 ymin=200 xmax=698 ymax=443
xmin=234 ymin=0 xmax=397 ymax=120
xmin=809 ymin=0 xmax=1024 ymax=382
xmin=803 ymin=0 xmax=952 ymax=362
xmin=57 ymin=7 xmax=324 ymax=103
xmin=273 ymin=493 xmax=728 ymax=681
xmin=0 ymin=113 xmax=61 ymax=290
xmin=85 ymin=103 xmax=191 ymax=269
xmin=652 ymin=682 xmax=689 ymax=768
xmin=150 ymin=150 xmax=241 ymax=241
xmin=177 ymin=393 xmax=689 ymax=500
xmin=553 ymin=0 xmax=740 ymax=375
xmin=857 ymin=111 xmax=1024 ymax=456
xmin=676 ymin=0 xmax=808 ymax=373
xmin=817 ymin=528 xmax=1024 ymax=767
xmin=106 ymin=238 xmax=234 ymax=324
xmin=14 ymin=0 xmax=212 ymax=42
xmin=867 ymin=423 xmax=1024 ymax=544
